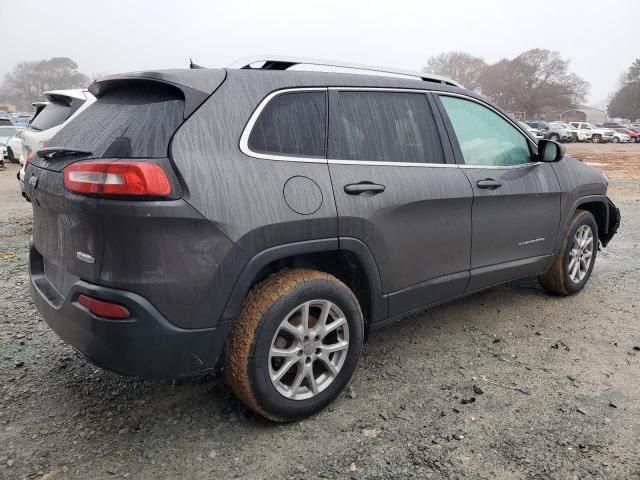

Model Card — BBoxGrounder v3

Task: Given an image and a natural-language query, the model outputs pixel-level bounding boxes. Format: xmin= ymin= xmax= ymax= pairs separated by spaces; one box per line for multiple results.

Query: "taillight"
xmin=64 ymin=161 xmax=171 ymax=197
xmin=78 ymin=294 xmax=130 ymax=319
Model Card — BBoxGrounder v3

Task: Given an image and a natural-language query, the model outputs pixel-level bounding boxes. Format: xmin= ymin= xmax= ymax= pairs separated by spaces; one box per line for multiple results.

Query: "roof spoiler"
xmin=89 ymin=69 xmax=226 ymax=119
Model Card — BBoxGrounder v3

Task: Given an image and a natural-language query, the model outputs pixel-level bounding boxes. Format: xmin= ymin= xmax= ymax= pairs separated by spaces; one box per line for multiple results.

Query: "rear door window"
xmin=440 ymin=95 xmax=531 ymax=167
xmin=248 ymin=91 xmax=327 ymax=158
xmin=329 ymin=91 xmax=444 ymax=163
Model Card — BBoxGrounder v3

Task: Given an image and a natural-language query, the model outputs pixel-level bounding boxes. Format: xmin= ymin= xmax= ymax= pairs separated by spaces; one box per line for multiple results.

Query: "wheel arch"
xmin=562 ymin=196 xmax=614 ymax=250
xmin=220 ymin=238 xmax=387 ymax=331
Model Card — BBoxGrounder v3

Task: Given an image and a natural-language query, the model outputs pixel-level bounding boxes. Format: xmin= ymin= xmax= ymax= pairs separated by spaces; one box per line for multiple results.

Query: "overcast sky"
xmin=1 ymin=0 xmax=636 ymax=106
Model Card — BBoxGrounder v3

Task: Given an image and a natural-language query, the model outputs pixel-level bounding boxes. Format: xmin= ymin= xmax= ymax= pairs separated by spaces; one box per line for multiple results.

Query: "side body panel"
xmin=550 ymin=156 xmax=608 ymax=254
xmin=170 ymin=72 xmax=339 ymax=257
xmin=330 ymin=163 xmax=472 ymax=316
xmin=461 ymin=163 xmax=562 ymax=290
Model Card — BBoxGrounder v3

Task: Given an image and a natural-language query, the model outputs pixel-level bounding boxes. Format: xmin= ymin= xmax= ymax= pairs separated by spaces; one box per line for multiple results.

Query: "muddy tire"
xmin=539 ymin=210 xmax=598 ymax=296
xmin=225 ymin=269 xmax=364 ymax=422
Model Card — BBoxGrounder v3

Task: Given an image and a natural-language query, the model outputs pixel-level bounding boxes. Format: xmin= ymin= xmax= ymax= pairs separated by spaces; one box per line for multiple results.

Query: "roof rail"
xmin=227 ymin=55 xmax=463 ymax=88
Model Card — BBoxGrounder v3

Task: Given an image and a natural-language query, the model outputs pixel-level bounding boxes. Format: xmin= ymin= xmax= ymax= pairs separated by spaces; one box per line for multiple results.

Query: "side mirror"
xmin=537 ymin=139 xmax=564 ymax=162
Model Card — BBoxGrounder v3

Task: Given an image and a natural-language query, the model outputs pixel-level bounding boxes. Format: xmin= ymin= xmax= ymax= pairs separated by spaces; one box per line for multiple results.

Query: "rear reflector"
xmin=78 ymin=294 xmax=130 ymax=319
xmin=64 ymin=161 xmax=171 ymax=197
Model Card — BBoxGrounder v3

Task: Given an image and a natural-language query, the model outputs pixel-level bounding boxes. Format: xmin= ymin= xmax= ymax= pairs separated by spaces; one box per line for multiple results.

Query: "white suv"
xmin=19 ymin=89 xmax=95 ymax=199
xmin=569 ymin=122 xmax=614 ymax=143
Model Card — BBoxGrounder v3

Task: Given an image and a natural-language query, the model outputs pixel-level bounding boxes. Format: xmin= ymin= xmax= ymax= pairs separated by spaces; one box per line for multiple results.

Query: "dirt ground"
xmin=0 ymin=144 xmax=639 ymax=480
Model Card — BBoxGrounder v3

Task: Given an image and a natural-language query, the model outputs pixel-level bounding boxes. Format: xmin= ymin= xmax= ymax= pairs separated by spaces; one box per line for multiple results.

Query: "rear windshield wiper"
xmin=37 ymin=147 xmax=93 ymax=159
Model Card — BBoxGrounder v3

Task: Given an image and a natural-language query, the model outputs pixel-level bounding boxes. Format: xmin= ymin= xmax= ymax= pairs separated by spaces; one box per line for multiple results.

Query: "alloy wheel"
xmin=568 ymin=224 xmax=594 ymax=284
xmin=268 ymin=300 xmax=349 ymax=400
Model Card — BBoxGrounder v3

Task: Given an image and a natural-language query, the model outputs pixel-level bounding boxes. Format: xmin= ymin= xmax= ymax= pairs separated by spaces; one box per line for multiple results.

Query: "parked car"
xmin=557 ymin=122 xmax=586 ymax=142
xmin=569 ymin=122 xmax=615 ymax=143
xmin=0 ymin=126 xmax=21 ymax=163
xmin=7 ymin=129 xmax=25 ymax=163
xmin=18 ymin=90 xmax=95 ymax=199
xmin=611 ymin=130 xmax=631 ymax=143
xmin=10 ymin=114 xmax=31 ymax=128
xmin=615 ymin=127 xmax=640 ymax=143
xmin=518 ymin=121 xmax=544 ymax=139
xmin=25 ymin=58 xmax=620 ymax=422
xmin=526 ymin=121 xmax=573 ymax=142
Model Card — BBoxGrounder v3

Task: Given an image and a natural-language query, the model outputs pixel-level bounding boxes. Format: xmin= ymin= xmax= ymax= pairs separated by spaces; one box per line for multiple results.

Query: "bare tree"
xmin=478 ymin=49 xmax=589 ymax=116
xmin=0 ymin=57 xmax=89 ymax=110
xmin=424 ymin=51 xmax=486 ymax=91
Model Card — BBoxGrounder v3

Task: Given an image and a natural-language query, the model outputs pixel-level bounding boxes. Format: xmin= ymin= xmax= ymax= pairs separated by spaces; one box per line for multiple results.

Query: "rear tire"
xmin=7 ymin=147 xmax=17 ymax=163
xmin=539 ymin=210 xmax=598 ymax=296
xmin=225 ymin=269 xmax=364 ymax=422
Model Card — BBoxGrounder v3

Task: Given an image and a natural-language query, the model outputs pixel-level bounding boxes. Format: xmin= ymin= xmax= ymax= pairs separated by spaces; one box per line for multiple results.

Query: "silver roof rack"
xmin=227 ymin=55 xmax=463 ymax=88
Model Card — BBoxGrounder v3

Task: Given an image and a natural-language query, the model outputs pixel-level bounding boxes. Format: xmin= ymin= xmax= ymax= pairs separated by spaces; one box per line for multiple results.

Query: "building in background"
xmin=560 ymin=106 xmax=607 ymax=124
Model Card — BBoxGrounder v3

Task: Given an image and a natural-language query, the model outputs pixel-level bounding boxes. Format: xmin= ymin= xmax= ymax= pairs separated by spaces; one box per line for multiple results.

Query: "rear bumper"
xmin=30 ymin=243 xmax=230 ymax=378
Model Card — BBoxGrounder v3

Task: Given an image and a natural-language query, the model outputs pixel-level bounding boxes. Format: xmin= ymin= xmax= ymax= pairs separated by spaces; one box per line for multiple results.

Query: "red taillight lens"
xmin=78 ymin=294 xmax=130 ymax=319
xmin=64 ymin=161 xmax=171 ymax=197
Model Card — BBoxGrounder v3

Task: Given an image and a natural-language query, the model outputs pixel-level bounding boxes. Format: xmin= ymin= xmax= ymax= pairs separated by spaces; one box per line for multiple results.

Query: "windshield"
xmin=0 ymin=126 xmax=19 ymax=137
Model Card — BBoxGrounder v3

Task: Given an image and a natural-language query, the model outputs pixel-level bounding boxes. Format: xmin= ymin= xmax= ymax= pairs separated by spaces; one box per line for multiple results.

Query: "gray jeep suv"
xmin=26 ymin=57 xmax=620 ymax=421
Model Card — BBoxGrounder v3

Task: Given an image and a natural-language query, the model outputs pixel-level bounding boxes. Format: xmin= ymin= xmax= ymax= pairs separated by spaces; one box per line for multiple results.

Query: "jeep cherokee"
xmin=26 ymin=57 xmax=620 ymax=422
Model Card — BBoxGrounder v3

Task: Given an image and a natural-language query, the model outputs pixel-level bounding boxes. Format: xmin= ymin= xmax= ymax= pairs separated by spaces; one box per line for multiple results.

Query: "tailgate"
xmin=28 ymin=165 xmax=103 ymax=300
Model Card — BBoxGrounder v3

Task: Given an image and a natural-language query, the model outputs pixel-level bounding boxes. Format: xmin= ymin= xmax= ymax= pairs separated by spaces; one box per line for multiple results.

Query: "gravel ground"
xmin=1 ymin=144 xmax=639 ymax=480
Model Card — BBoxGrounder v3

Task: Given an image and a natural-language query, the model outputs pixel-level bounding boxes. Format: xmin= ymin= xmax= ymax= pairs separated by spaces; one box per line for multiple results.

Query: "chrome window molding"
xmin=239 ymin=87 xmax=328 ymax=164
xmin=240 ymin=86 xmax=539 ymax=170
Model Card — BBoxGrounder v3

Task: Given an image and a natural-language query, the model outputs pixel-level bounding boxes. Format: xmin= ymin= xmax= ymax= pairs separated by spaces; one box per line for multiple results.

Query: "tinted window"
xmin=330 ymin=92 xmax=444 ymax=163
xmin=440 ymin=96 xmax=530 ymax=167
xmin=49 ymin=84 xmax=184 ymax=158
xmin=248 ymin=92 xmax=326 ymax=157
xmin=30 ymin=101 xmax=71 ymax=131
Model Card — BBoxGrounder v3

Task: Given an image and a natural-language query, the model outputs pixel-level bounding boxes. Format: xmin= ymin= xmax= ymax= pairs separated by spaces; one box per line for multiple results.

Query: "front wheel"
xmin=539 ymin=210 xmax=598 ymax=296
xmin=225 ymin=269 xmax=364 ymax=422
xmin=592 ymin=135 xmax=601 ymax=143
xmin=612 ymin=137 xmax=619 ymax=143
xmin=549 ymin=133 xmax=560 ymax=141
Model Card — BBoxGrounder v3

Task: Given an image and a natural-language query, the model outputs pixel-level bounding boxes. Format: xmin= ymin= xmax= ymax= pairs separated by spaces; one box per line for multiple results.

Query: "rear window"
xmin=49 ymin=84 xmax=184 ymax=158
xmin=30 ymin=99 xmax=79 ymax=131
xmin=248 ymin=91 xmax=326 ymax=158
xmin=329 ymin=91 xmax=444 ymax=163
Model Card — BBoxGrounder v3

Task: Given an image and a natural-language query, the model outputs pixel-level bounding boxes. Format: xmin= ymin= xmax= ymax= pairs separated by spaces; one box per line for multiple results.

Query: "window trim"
xmin=239 ymin=87 xmax=328 ymax=163
xmin=436 ymin=91 xmax=540 ymax=169
xmin=240 ymin=86 xmax=540 ymax=170
xmin=328 ymin=88 xmax=447 ymax=166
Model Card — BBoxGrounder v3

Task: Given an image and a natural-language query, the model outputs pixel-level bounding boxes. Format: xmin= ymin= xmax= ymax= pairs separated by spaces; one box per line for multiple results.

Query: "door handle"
xmin=476 ymin=178 xmax=503 ymax=190
xmin=344 ymin=182 xmax=386 ymax=196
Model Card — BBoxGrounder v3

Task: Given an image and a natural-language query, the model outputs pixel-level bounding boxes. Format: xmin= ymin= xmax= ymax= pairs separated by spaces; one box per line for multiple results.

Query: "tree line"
xmin=0 ymin=57 xmax=89 ymax=111
xmin=608 ymin=59 xmax=640 ymax=121
xmin=424 ymin=49 xmax=590 ymax=118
